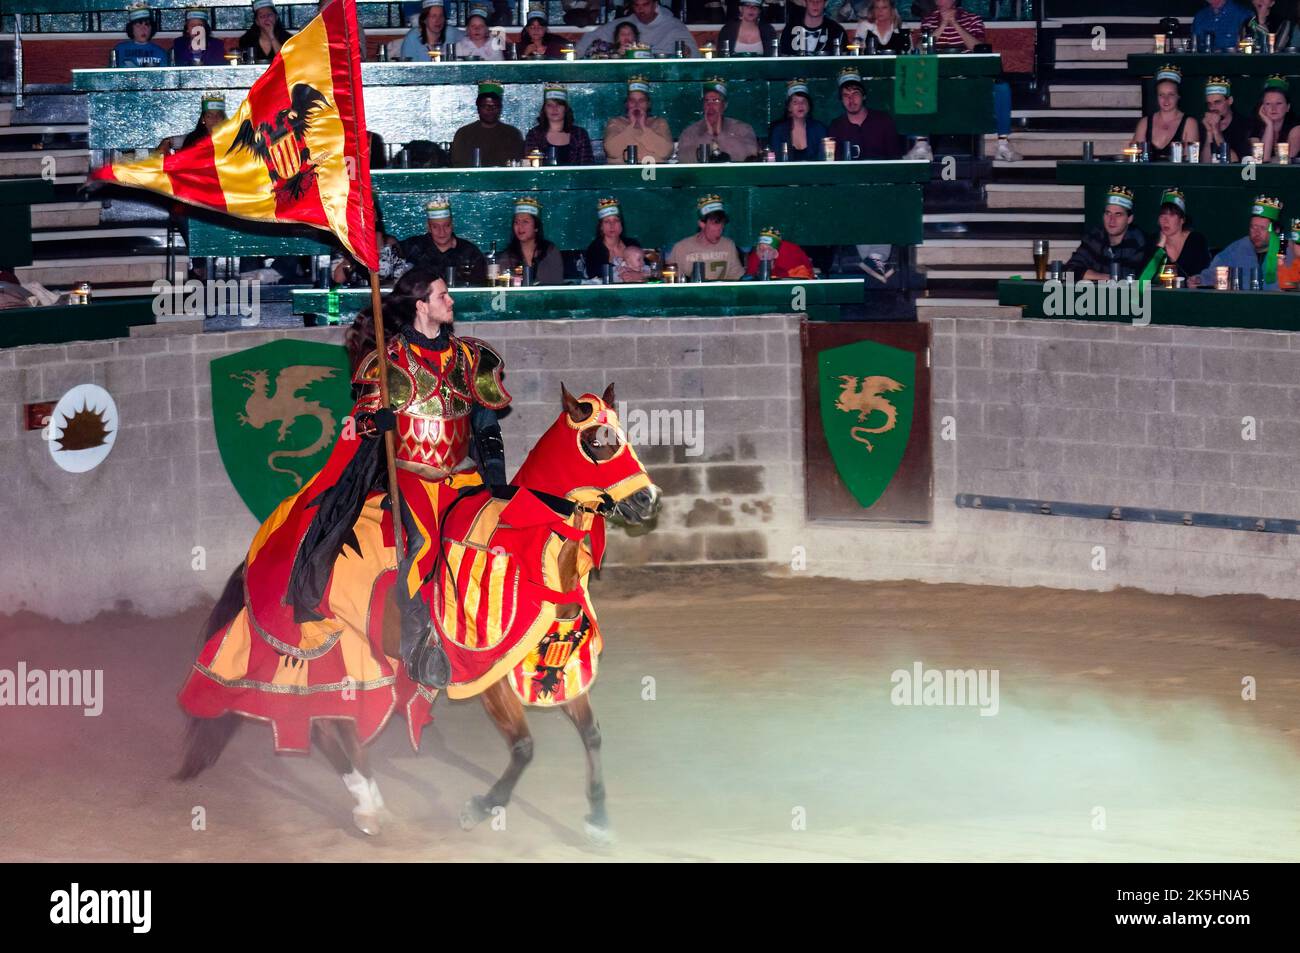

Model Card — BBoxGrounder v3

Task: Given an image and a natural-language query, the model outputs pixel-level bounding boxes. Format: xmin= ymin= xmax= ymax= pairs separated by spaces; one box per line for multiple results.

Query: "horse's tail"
xmin=175 ymin=713 xmax=240 ymax=781
xmin=175 ymin=564 xmax=248 ymax=781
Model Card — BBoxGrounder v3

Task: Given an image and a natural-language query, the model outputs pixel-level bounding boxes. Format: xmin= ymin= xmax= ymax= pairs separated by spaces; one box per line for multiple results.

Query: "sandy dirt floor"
xmin=2 ymin=567 xmax=1299 ymax=862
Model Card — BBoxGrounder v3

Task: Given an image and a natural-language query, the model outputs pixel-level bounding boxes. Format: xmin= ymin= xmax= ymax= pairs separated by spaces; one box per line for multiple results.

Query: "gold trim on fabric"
xmin=193 ymin=661 xmax=395 ymax=695
xmin=445 ymin=608 xmax=557 ymax=700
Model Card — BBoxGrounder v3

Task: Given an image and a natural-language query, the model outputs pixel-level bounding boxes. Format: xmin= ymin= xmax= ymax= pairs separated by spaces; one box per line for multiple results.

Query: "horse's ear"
xmin=602 ymin=382 xmax=616 ymax=407
xmin=560 ymin=382 xmax=583 ymax=421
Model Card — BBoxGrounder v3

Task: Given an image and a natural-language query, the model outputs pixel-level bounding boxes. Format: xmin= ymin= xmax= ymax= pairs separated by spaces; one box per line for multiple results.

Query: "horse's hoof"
xmin=584 ymin=819 xmax=615 ymax=848
xmin=459 ymin=795 xmax=491 ymax=831
xmin=353 ymin=809 xmax=381 ymax=837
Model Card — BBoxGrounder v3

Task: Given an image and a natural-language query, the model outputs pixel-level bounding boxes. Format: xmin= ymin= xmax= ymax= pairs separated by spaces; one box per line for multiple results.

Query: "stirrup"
xmin=405 ymin=636 xmax=451 ymax=690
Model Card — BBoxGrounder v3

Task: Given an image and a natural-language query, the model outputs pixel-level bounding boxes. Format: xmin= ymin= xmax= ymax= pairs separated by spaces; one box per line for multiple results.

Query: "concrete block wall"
xmin=0 ymin=315 xmax=802 ymax=622
xmin=793 ymin=317 xmax=1300 ymax=599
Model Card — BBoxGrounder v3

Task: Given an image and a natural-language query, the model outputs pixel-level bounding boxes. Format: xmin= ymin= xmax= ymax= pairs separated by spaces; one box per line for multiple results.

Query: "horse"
xmin=176 ymin=383 xmax=660 ymax=847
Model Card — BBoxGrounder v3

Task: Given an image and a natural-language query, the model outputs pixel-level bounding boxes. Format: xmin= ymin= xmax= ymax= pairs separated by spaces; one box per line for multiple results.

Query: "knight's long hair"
xmin=343 ymin=267 xmax=441 ymax=373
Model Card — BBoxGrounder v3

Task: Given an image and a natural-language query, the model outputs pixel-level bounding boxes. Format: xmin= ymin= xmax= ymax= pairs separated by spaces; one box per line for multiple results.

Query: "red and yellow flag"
xmin=89 ymin=0 xmax=377 ymax=270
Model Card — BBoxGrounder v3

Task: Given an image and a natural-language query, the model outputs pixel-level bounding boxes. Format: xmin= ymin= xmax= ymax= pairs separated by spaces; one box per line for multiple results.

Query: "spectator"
xmin=113 ymin=3 xmax=167 ymax=67
xmin=498 ymin=197 xmax=565 ymax=285
xmin=450 ymin=81 xmax=525 ymax=166
xmin=603 ymin=76 xmax=674 ymax=163
xmin=1192 ymin=194 xmax=1285 ymax=290
xmin=1248 ymin=77 xmax=1300 ymax=162
xmin=912 ymin=0 xmax=1020 ymax=162
xmin=1241 ymin=0 xmax=1294 ymax=49
xmin=619 ymin=241 xmax=651 ymax=282
xmin=1130 ymin=65 xmax=1200 ymax=162
xmin=667 ymin=194 xmax=745 ymax=281
xmin=745 ymin=226 xmax=815 ymax=279
xmin=398 ymin=196 xmax=488 ymax=286
xmin=237 ymin=1 xmax=292 ymax=64
xmin=181 ymin=91 xmax=229 ymax=149
xmin=1200 ymin=76 xmax=1252 ymax=162
xmin=677 ymin=78 xmax=759 ymax=162
xmin=577 ymin=0 xmax=699 ymax=57
xmin=585 ymin=197 xmax=647 ymax=282
xmin=332 ymin=205 xmax=411 ymax=286
xmin=779 ymin=0 xmax=847 ymax=55
xmin=1193 ymin=0 xmax=1253 ymax=50
xmin=829 ymin=67 xmax=903 ymax=159
xmin=399 ymin=0 xmax=463 ymax=61
xmin=854 ymin=0 xmax=908 ymax=53
xmin=768 ymin=79 xmax=830 ymax=161
xmin=611 ymin=21 xmax=642 ymax=54
xmin=456 ymin=5 xmax=504 ymax=60
xmin=1065 ymin=185 xmax=1149 ymax=281
xmin=1277 ymin=216 xmax=1300 ymax=290
xmin=523 ymin=83 xmax=596 ymax=165
xmin=173 ymin=9 xmax=226 ymax=66
xmin=717 ymin=0 xmax=778 ymax=56
xmin=515 ymin=6 xmax=566 ymax=58
xmin=1138 ymin=189 xmax=1211 ymax=283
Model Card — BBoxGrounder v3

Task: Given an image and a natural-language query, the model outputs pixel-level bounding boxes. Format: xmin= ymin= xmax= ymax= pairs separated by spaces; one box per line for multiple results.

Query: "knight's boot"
xmin=397 ymin=564 xmax=450 ymax=689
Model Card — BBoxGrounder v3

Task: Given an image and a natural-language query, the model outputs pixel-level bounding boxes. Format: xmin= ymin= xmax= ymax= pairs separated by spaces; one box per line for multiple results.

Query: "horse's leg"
xmin=315 ymin=720 xmax=382 ymax=836
xmin=562 ymin=692 xmax=612 ymax=846
xmin=460 ymin=678 xmax=533 ymax=831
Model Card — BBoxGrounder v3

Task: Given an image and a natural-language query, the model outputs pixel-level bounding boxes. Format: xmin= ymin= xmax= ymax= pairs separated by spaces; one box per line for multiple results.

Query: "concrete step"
xmin=918 ymin=240 xmax=1036 ymax=267
xmin=918 ymin=298 xmax=1023 ymax=319
xmin=31 ymin=201 xmax=103 ymax=229
xmin=1054 ymin=36 xmax=1154 ymax=62
xmin=984 ymin=131 xmax=1132 ymax=158
xmin=0 ymin=123 xmax=87 ymax=137
xmin=986 ymin=184 xmax=1085 ymax=210
xmin=0 ymin=148 xmax=89 ymax=178
xmin=0 ymin=102 xmax=11 ymax=127
xmin=1050 ymin=85 xmax=1142 ymax=109
xmin=16 ymin=254 xmax=174 ymax=288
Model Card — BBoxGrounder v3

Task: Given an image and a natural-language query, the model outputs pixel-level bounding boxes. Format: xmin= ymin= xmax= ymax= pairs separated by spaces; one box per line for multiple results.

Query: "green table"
xmin=72 ymin=55 xmax=1000 ymax=151
xmin=0 ymin=297 xmax=157 ymax=348
xmin=0 ymin=178 xmax=56 ymax=269
xmin=1128 ymin=53 xmax=1300 ymax=118
xmin=294 ymin=277 xmax=865 ymax=322
xmin=188 ymin=160 xmax=929 ymax=256
xmin=1057 ymin=160 xmax=1300 ymax=251
xmin=997 ymin=279 xmax=1300 ymax=331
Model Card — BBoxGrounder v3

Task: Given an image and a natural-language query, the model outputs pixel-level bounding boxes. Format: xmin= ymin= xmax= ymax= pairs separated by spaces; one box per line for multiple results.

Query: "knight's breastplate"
xmin=376 ymin=338 xmax=477 ymax=478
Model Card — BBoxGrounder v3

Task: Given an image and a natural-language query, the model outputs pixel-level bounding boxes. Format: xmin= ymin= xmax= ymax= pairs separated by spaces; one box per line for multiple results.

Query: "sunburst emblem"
xmin=48 ymin=384 xmax=118 ymax=473
xmin=55 ymin=402 xmax=112 ymax=452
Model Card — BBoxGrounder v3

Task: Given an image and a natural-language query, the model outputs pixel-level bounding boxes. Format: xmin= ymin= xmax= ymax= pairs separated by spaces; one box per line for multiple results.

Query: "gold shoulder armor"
xmin=460 ymin=336 xmax=511 ymax=410
xmin=352 ymin=342 xmax=414 ymax=410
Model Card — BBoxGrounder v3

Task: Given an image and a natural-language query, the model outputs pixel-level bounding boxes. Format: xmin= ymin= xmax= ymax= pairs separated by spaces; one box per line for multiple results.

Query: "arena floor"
xmin=2 ymin=568 xmax=1298 ymax=862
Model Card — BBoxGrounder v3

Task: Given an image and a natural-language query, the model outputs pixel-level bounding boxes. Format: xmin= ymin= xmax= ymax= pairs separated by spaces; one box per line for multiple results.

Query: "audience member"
xmin=450 ymin=81 xmax=525 ymax=166
xmin=399 ymin=0 xmax=463 ymax=61
xmin=1138 ymin=190 xmax=1211 ymax=282
xmin=173 ymin=8 xmax=226 ymax=65
xmin=1065 ymin=185 xmax=1150 ymax=281
xmin=498 ymin=197 xmax=565 ymax=285
xmin=1248 ymin=77 xmax=1300 ymax=162
xmin=523 ymin=83 xmax=596 ymax=165
xmin=113 ymin=3 xmax=167 ymax=67
xmin=1130 ymin=65 xmax=1200 ymax=161
xmin=829 ymin=67 xmax=903 ymax=159
xmin=677 ymin=78 xmax=759 ymax=162
xmin=745 ymin=226 xmax=815 ymax=279
xmin=854 ymin=0 xmax=909 ymax=53
xmin=667 ymin=194 xmax=745 ymax=281
xmin=238 ymin=0 xmax=292 ymax=64
xmin=779 ymin=0 xmax=847 ymax=55
xmin=717 ymin=0 xmax=778 ymax=54
xmin=1192 ymin=195 xmax=1285 ymax=290
xmin=1200 ymin=76 xmax=1252 ymax=162
xmin=577 ymin=0 xmax=699 ymax=57
xmin=768 ymin=80 xmax=830 ymax=161
xmin=455 ymin=5 xmax=504 ymax=60
xmin=398 ymin=196 xmax=488 ymax=286
xmin=1193 ymin=0 xmax=1252 ymax=50
xmin=603 ymin=76 xmax=674 ymax=163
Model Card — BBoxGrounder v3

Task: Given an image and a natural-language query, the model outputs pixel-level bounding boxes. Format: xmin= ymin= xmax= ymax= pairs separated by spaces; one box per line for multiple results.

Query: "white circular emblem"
xmin=47 ymin=383 xmax=118 ymax=473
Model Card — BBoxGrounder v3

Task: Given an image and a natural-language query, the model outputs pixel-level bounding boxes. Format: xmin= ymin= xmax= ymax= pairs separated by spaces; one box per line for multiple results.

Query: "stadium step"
xmin=0 ymin=102 xmax=11 ymax=127
xmin=0 ymin=148 xmax=89 ymax=179
xmin=1053 ymin=36 xmax=1154 ymax=64
xmin=16 ymin=254 xmax=174 ymax=288
xmin=917 ymin=239 xmax=1037 ymax=268
xmin=985 ymin=131 xmax=1133 ymax=160
xmin=1049 ymin=84 xmax=1142 ymax=110
xmin=918 ymin=296 xmax=1021 ymax=319
xmin=31 ymin=201 xmax=103 ymax=229
xmin=986 ymin=183 xmax=1084 ymax=210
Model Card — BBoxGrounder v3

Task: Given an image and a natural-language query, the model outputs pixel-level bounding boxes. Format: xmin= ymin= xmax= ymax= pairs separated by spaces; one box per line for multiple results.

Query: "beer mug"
xmin=471 ymin=147 xmax=482 ymax=168
xmin=1033 ymin=239 xmax=1049 ymax=281
xmin=837 ymin=140 xmax=861 ymax=161
xmin=758 ymin=258 xmax=773 ymax=281
xmin=545 ymin=145 xmax=559 ymax=166
xmin=696 ymin=144 xmax=710 ymax=163
xmin=623 ymin=144 xmax=639 ymax=164
xmin=1170 ymin=141 xmax=1183 ymax=163
xmin=692 ymin=261 xmax=705 ymax=282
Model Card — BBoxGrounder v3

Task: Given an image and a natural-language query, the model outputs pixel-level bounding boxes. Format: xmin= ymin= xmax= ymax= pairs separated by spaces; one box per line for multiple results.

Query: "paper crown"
xmin=1154 ymin=64 xmax=1182 ymax=84
xmin=838 ymin=66 xmax=864 ymax=87
xmin=543 ymin=82 xmax=567 ymax=102
xmin=597 ymin=197 xmax=621 ymax=219
xmin=200 ymin=90 xmax=226 ymax=112
xmin=514 ymin=196 xmax=542 ymax=217
xmin=739 ymin=0 xmax=762 ymax=5
xmin=1105 ymin=185 xmax=1135 ymax=211
xmin=1291 ymin=217 xmax=1300 ymax=241
xmin=786 ymin=79 xmax=810 ymax=98
xmin=477 ymin=80 xmax=504 ymax=98
xmin=1159 ymin=188 xmax=1186 ymax=213
xmin=757 ymin=226 xmax=782 ymax=248
xmin=703 ymin=77 xmax=728 ymax=98
xmin=1251 ymin=195 xmax=1283 ymax=221
xmin=251 ymin=0 xmax=275 ymax=10
xmin=627 ymin=74 xmax=651 ymax=93
xmin=1264 ymin=74 xmax=1291 ymax=93
xmin=421 ymin=0 xmax=445 ymax=7
xmin=624 ymin=44 xmax=653 ymax=59
xmin=1204 ymin=75 xmax=1231 ymax=97
xmin=425 ymin=196 xmax=452 ymax=220
xmin=525 ymin=4 xmax=547 ymax=22
xmin=127 ymin=1 xmax=152 ymax=23
xmin=466 ymin=4 xmax=490 ymax=21
xmin=697 ymin=194 xmax=725 ymax=217
xmin=184 ymin=8 xmax=210 ymax=22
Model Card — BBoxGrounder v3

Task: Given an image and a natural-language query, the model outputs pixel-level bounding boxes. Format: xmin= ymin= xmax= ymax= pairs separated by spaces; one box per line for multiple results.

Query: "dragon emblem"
xmin=230 ymin=365 xmax=339 ymax=486
xmin=834 ymin=375 xmax=905 ymax=451
xmin=226 ymin=83 xmax=331 ymax=205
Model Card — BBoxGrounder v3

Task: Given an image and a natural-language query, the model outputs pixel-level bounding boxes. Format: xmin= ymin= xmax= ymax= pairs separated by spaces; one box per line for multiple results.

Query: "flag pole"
xmin=369 ymin=270 xmax=407 ymax=562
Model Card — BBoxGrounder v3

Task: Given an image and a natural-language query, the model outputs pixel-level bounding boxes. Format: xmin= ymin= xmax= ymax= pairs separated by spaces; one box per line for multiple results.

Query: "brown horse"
xmin=177 ymin=383 xmax=659 ymax=847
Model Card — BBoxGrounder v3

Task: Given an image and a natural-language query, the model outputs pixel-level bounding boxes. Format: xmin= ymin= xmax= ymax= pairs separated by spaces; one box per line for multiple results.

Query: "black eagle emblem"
xmin=226 ymin=83 xmax=331 ymax=203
